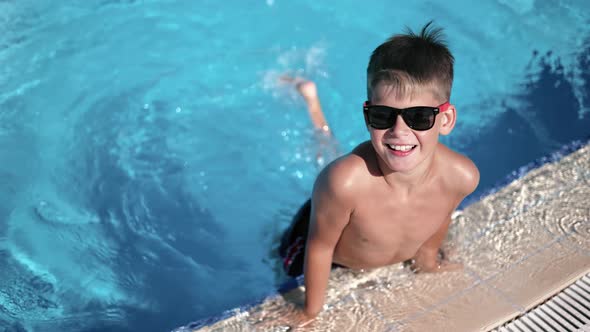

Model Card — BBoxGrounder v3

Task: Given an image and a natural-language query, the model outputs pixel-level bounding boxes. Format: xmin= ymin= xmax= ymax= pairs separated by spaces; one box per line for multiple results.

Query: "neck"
xmin=377 ymin=151 xmax=437 ymax=196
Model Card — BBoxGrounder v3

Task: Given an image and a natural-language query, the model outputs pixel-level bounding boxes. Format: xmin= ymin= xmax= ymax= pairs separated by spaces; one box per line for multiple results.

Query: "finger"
xmin=297 ymin=317 xmax=315 ymax=328
xmin=438 ymin=262 xmax=463 ymax=272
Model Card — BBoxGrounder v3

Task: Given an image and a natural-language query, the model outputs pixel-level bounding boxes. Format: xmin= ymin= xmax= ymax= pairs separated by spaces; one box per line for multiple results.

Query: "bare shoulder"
xmin=437 ymin=144 xmax=480 ymax=197
xmin=308 ymin=143 xmax=372 ymax=230
xmin=313 ymin=141 xmax=374 ymax=202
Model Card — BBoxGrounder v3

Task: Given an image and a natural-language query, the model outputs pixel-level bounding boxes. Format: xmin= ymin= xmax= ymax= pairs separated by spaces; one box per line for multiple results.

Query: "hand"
xmin=289 ymin=310 xmax=317 ymax=330
xmin=251 ymin=307 xmax=317 ymax=331
xmin=407 ymin=248 xmax=463 ymax=274
xmin=408 ymin=259 xmax=463 ymax=274
xmin=434 ymin=260 xmax=464 ymax=273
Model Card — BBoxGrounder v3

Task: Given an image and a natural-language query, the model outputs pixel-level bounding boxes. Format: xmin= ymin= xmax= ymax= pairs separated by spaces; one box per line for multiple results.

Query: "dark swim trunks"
xmin=278 ymin=199 xmax=346 ymax=277
xmin=278 ymin=199 xmax=312 ymax=277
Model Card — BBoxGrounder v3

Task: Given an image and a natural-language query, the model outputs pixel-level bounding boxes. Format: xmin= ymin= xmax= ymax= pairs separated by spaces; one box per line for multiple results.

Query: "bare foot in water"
xmin=295 ymin=80 xmax=319 ymax=105
xmin=280 ymin=75 xmax=319 ymax=105
xmin=278 ymin=74 xmax=339 ymax=165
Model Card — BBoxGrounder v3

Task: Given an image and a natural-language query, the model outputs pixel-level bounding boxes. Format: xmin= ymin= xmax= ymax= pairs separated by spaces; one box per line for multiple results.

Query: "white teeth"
xmin=387 ymin=144 xmax=415 ymax=151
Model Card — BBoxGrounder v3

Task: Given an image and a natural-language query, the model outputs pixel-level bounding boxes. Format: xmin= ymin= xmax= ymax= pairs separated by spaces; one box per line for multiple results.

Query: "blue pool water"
xmin=0 ymin=1 xmax=589 ymax=331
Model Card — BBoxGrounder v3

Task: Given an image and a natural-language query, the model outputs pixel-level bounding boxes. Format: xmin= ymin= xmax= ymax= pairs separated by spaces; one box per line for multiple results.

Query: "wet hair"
xmin=366 ymin=21 xmax=454 ymax=102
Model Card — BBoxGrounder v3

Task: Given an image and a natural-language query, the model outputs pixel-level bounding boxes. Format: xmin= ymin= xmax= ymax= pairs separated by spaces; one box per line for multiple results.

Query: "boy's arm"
xmin=410 ymin=214 xmax=454 ymax=272
xmin=412 ymin=156 xmax=480 ymax=272
xmin=302 ymin=163 xmax=354 ymax=318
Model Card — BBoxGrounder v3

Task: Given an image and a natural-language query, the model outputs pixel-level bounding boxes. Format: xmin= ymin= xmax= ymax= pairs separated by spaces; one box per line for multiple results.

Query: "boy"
xmin=278 ymin=22 xmax=479 ymax=327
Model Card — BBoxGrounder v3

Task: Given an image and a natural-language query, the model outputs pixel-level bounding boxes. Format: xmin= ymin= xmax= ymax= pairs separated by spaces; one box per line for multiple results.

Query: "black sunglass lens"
xmin=368 ymin=106 xmax=394 ymax=129
xmin=403 ymin=108 xmax=435 ymax=130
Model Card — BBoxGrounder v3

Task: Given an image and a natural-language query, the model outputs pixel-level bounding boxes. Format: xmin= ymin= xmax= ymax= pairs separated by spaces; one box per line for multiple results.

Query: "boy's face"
xmin=367 ymin=83 xmax=456 ymax=174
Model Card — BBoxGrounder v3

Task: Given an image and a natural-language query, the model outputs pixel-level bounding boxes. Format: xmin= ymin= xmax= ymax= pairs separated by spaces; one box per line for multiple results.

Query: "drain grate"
xmin=491 ymin=273 xmax=590 ymax=332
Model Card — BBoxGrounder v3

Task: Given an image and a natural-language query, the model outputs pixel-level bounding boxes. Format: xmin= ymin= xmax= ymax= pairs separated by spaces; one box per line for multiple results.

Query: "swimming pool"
xmin=0 ymin=1 xmax=588 ymax=331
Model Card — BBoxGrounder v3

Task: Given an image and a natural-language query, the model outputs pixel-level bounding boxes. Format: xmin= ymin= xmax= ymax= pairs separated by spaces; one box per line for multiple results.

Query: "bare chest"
xmin=361 ymin=200 xmax=446 ymax=240
xmin=336 ymin=194 xmax=454 ymax=263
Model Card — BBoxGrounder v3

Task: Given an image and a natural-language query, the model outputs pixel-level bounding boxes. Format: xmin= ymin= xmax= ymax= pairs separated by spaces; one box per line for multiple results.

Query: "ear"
xmin=439 ymin=104 xmax=456 ymax=135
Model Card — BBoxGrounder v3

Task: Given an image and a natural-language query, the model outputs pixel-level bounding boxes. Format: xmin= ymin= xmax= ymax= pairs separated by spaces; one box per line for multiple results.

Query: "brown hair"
xmin=367 ymin=21 xmax=454 ymax=102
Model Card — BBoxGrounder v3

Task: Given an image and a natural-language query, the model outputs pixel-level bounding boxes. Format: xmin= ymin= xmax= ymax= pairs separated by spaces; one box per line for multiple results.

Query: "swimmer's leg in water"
xmin=280 ymin=76 xmax=332 ymax=136
xmin=280 ymin=75 xmax=341 ymax=167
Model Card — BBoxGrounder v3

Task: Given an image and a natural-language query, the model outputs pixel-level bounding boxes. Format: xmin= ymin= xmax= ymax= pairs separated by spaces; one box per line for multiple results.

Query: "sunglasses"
xmin=363 ymin=101 xmax=450 ymax=131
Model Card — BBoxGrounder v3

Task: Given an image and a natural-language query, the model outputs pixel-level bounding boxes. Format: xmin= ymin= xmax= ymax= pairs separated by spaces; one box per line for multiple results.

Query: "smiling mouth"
xmin=386 ymin=144 xmax=417 ymax=152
